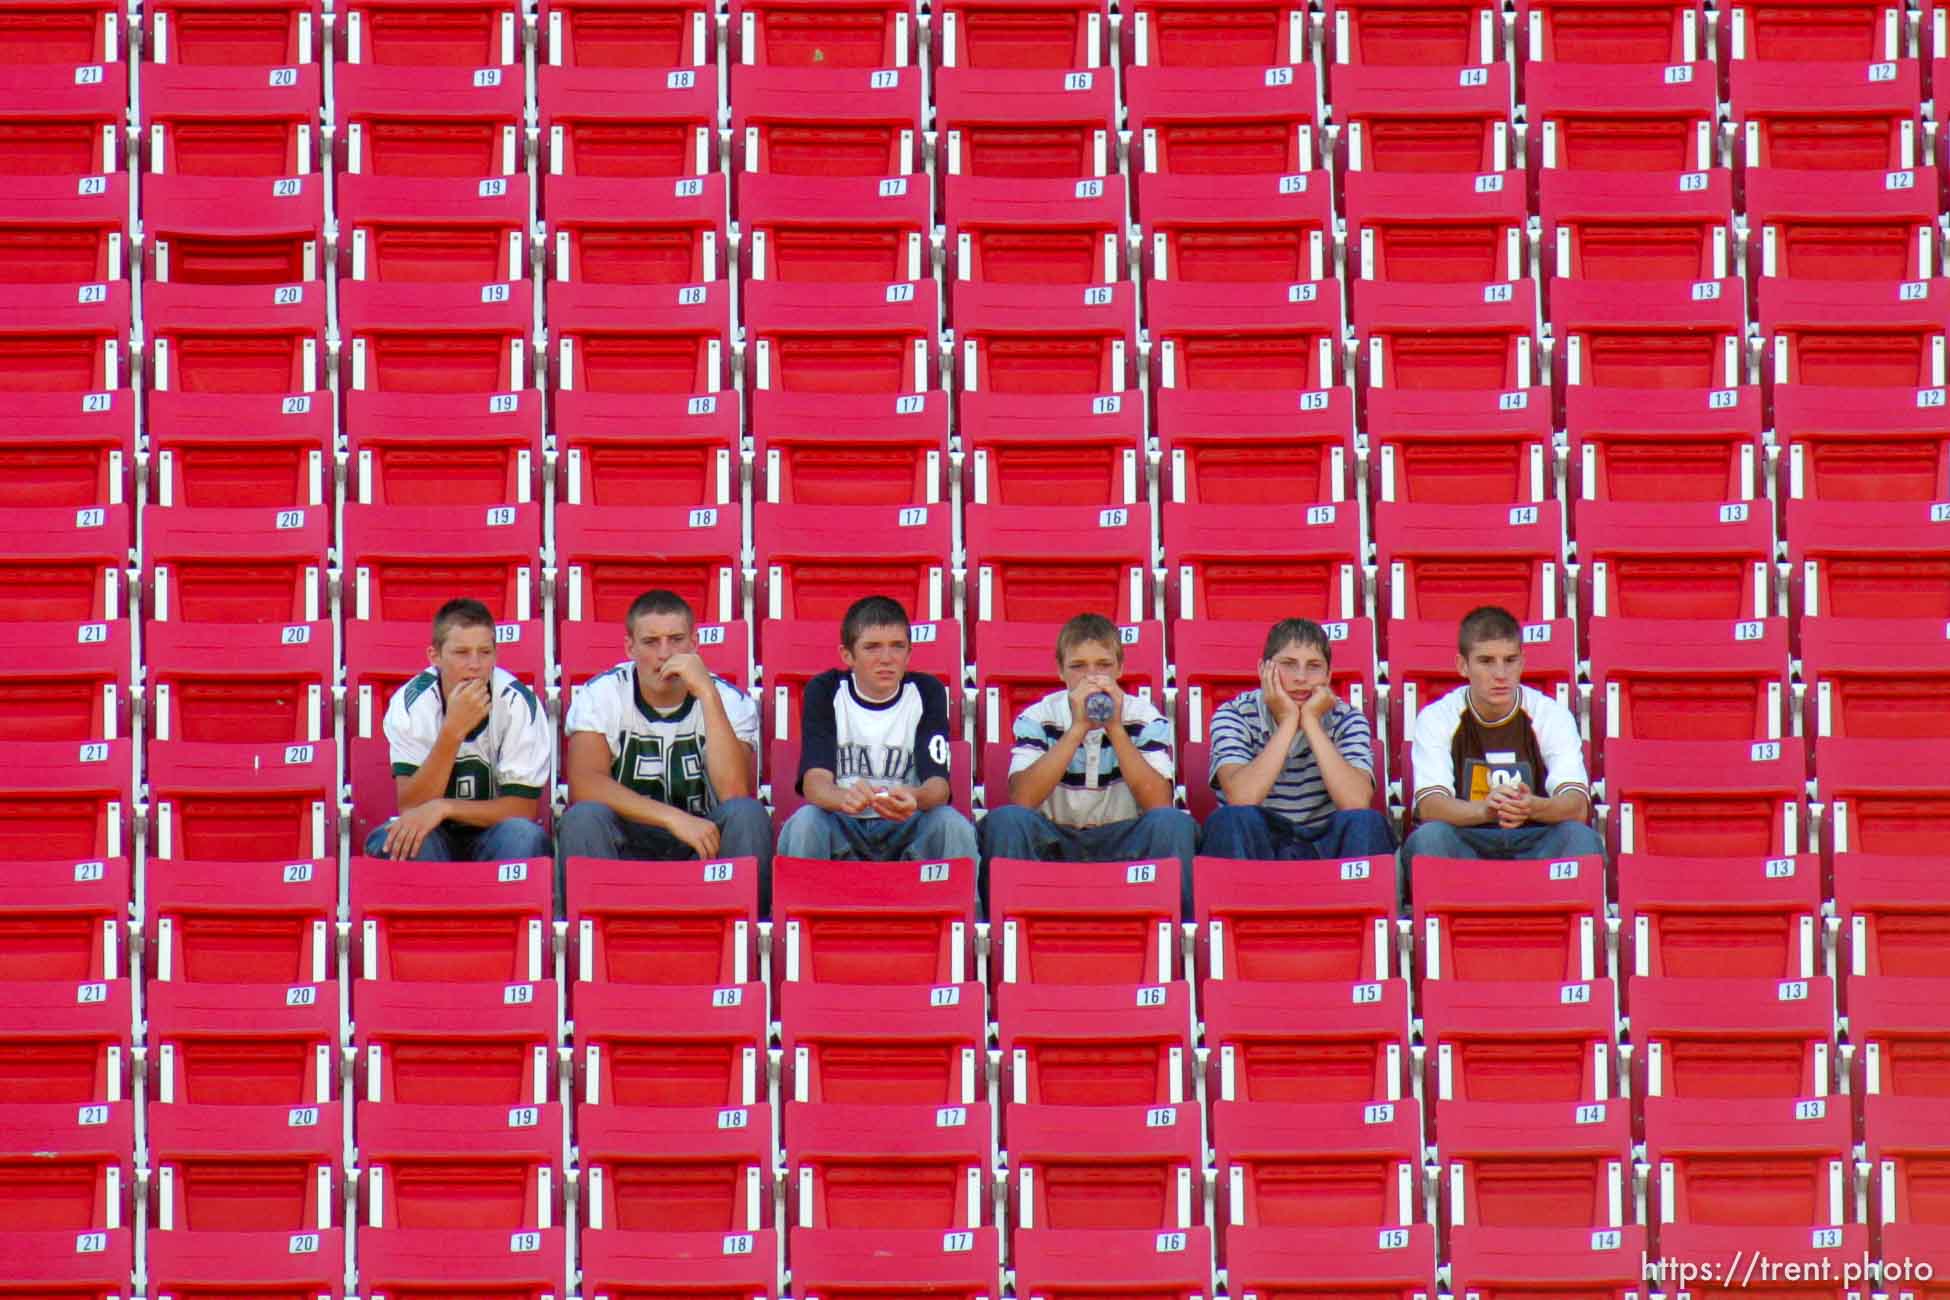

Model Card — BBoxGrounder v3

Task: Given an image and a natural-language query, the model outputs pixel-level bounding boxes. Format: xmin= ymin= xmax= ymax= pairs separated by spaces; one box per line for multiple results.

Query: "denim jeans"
xmin=776 ymin=804 xmax=979 ymax=863
xmin=362 ymin=816 xmax=552 ymax=863
xmin=978 ymin=804 xmax=1200 ymax=915
xmin=1201 ymin=805 xmax=1399 ymax=863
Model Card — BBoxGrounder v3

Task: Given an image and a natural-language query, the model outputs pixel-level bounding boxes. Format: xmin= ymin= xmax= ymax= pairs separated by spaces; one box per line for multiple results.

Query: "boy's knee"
xmin=776 ymin=805 xmax=829 ymax=857
xmin=1139 ymin=806 xmax=1199 ymax=851
xmin=496 ymin=818 xmax=554 ymax=859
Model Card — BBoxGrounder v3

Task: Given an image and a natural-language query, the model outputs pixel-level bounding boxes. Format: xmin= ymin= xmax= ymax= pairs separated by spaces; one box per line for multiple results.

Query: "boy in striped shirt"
xmin=1202 ymin=617 xmax=1398 ymax=861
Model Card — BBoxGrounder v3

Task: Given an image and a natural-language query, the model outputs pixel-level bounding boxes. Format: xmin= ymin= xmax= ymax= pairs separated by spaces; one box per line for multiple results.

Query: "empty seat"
xmin=1851 ymin=982 xmax=1950 ymax=1098
xmin=549 ymin=173 xmax=726 ymax=285
xmin=568 ymin=855 xmax=760 ymax=986
xmin=148 ymin=740 xmax=337 ymax=861
xmin=343 ymin=502 xmax=541 ymax=623
xmin=146 ymin=620 xmax=332 ymax=744
xmin=1229 ymin=1223 xmax=1436 ymax=1300
xmin=0 ymin=390 xmax=133 ymax=510
xmin=1789 ymin=498 xmax=1950 ymax=619
xmin=0 ymin=975 xmax=130 ymax=1107
xmin=1139 ymin=169 xmax=1332 ymax=284
xmin=1012 ymin=1226 xmax=1213 ymax=1300
xmin=339 ymin=279 xmax=533 ymax=394
xmin=784 ymin=980 xmax=987 ymax=1105
xmin=1606 ymin=736 xmax=1808 ymax=858
xmin=989 ymin=858 xmax=1181 ymax=985
xmin=576 ymin=981 xmax=766 ymax=1107
xmin=1414 ymin=855 xmax=1605 ymax=983
xmin=0 ymin=0 xmax=123 ymax=64
xmin=1527 ymin=59 xmax=1717 ymax=172
xmin=1647 ymin=1095 xmax=1851 ymax=1224
xmin=1778 ymin=384 xmax=1950 ymax=503
xmin=1126 ymin=63 xmax=1319 ymax=174
xmin=1157 ymin=386 xmax=1355 ymax=506
xmin=759 ymin=616 xmax=964 ymax=743
xmin=744 ymin=171 xmax=929 ymax=284
xmin=0 ymin=1226 xmax=135 ymax=1300
xmin=1516 ymin=0 xmax=1703 ymax=63
xmin=960 ymin=390 xmax=1139 ymax=508
xmin=956 ymin=279 xmax=1135 ymax=395
xmin=1420 ymin=978 xmax=1618 ymax=1105
xmin=541 ymin=65 xmax=717 ymax=179
xmin=542 ymin=0 xmax=713 ymax=67
xmin=1203 ymin=978 xmax=1409 ymax=1103
xmin=138 ymin=63 xmax=319 ymax=176
xmin=148 ymin=856 xmax=336 ymax=985
xmin=1749 ymin=166 xmax=1937 ymax=284
xmin=158 ymin=977 xmax=342 ymax=1109
xmin=1439 ymin=1100 xmax=1632 ymax=1230
xmin=0 ymin=281 xmax=130 ymax=391
xmin=939 ymin=0 xmax=1110 ymax=68
xmin=360 ymin=1102 xmax=561 ymax=1231
xmin=0 ymin=171 xmax=125 ymax=283
xmin=145 ymin=280 xmax=326 ymax=394
xmin=0 ymin=1102 xmax=131 ymax=1230
xmin=1368 ymin=386 xmax=1551 ymax=505
xmin=557 ymin=388 xmax=739 ymax=508
xmin=1727 ymin=0 xmax=1903 ymax=60
xmin=552 ymin=280 xmax=731 ymax=394
xmin=353 ymin=856 xmax=553 ymax=983
xmin=1324 ymin=0 xmax=1500 ymax=63
xmin=1010 ymin=1100 xmax=1201 ymax=1232
xmin=774 ymin=855 xmax=975 ymax=985
xmin=789 ymin=1101 xmax=991 ymax=1230
xmin=1163 ymin=502 xmax=1360 ymax=624
xmin=1869 ymin=1095 xmax=1950 ymax=1233
xmin=1175 ymin=617 xmax=1377 ymax=748
xmin=1197 ymin=853 xmax=1397 ymax=983
xmin=1654 ymin=1224 xmax=1867 ymax=1299
xmin=1354 ymin=279 xmax=1538 ymax=391
xmin=965 ymin=502 xmax=1150 ymax=631
xmin=791 ymin=1226 xmax=1001 ymax=1300
xmin=149 ymin=1102 xmax=337 ymax=1233
xmin=1734 ymin=58 xmax=1920 ymax=173
xmin=733 ymin=64 xmax=924 ymax=176
xmin=1335 ymin=64 xmax=1512 ymax=174
xmin=1589 ymin=617 xmax=1789 ymax=746
xmin=337 ymin=63 xmax=523 ymax=177
xmin=146 ymin=0 xmax=319 ymax=64
xmin=147 ymin=1229 xmax=345 ymax=1298
xmin=1578 ymin=500 xmax=1773 ymax=621
xmin=1821 ymin=738 xmax=1950 ymax=856
xmin=344 ymin=617 xmax=545 ymax=739
xmin=746 ymin=278 xmax=937 ymax=394
xmin=582 ymin=1102 xmax=774 ymax=1232
xmin=1555 ymin=277 xmax=1746 ymax=391
xmin=356 ymin=980 xmax=557 ymax=1106
xmin=936 ymin=67 xmax=1114 ymax=179
xmin=1764 ymin=279 xmax=1948 ymax=389
xmin=1805 ymin=619 xmax=1950 ymax=739
xmin=1215 ymin=1098 xmax=1420 ymax=1235
xmin=732 ymin=0 xmax=916 ymax=66
xmin=1386 ymin=617 xmax=1575 ymax=746
xmin=0 ymin=857 xmax=129 ymax=983
xmin=556 ymin=503 xmax=741 ymax=623
xmin=148 ymin=390 xmax=331 ymax=509
xmin=1541 ymin=167 xmax=1733 ymax=283
xmin=0 ymin=63 xmax=125 ymax=178
xmin=338 ymin=174 xmax=528 ymax=284
xmin=349 ymin=389 xmax=539 ymax=508
xmin=1567 ymin=384 xmax=1763 ymax=503
xmin=0 ymin=620 xmax=129 ymax=741
xmin=948 ymin=173 xmax=1123 ymax=287
xmin=144 ymin=172 xmax=325 ymax=284
xmin=1837 ymin=855 xmax=1950 ymax=985
xmin=1450 ymin=1224 xmax=1650 ymax=1300
xmin=756 ymin=503 xmax=952 ymax=623
xmin=0 ymin=739 xmax=132 ymax=859
xmin=1126 ymin=0 xmax=1307 ymax=65
xmin=1634 ymin=976 xmax=1836 ymax=1099
xmin=357 ymin=1226 xmax=566 ymax=1300
xmin=144 ymin=505 xmax=326 ymax=623
xmin=339 ymin=0 xmax=523 ymax=66
xmin=1620 ymin=854 xmax=1822 ymax=989
xmin=1346 ymin=169 xmax=1524 ymax=283
xmin=1149 ymin=279 xmax=1342 ymax=392
xmin=1376 ymin=501 xmax=1562 ymax=624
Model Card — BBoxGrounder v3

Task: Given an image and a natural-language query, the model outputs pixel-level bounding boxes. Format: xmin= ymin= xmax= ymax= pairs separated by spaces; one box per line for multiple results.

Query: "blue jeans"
xmin=362 ymin=816 xmax=552 ymax=863
xmin=1201 ymin=805 xmax=1399 ymax=865
xmin=776 ymin=804 xmax=979 ymax=863
xmin=556 ymin=798 xmax=775 ymax=914
xmin=1399 ymin=819 xmax=1607 ymax=903
xmin=978 ymin=804 xmax=1200 ymax=916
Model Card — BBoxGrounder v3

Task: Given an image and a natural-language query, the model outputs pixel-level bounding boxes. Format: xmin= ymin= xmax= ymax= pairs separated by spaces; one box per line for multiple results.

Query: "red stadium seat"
xmin=338 ymin=174 xmax=527 ymax=284
xmin=1229 ymin=1223 xmax=1436 ymax=1300
xmin=936 ymin=67 xmax=1114 ymax=179
xmin=758 ymin=503 xmax=951 ymax=623
xmin=1778 ymin=385 xmax=1950 ymax=503
xmin=337 ymin=63 xmax=523 ymax=178
xmin=1126 ymin=0 xmax=1307 ymax=66
xmin=1010 ymin=1100 xmax=1201 ymax=1232
xmin=1138 ymin=169 xmax=1331 ymax=283
xmin=1749 ymin=166 xmax=1937 ymax=285
xmin=1164 ymin=501 xmax=1360 ymax=624
xmin=732 ymin=0 xmax=916 ymax=66
xmin=948 ymin=174 xmax=1123 ymax=287
xmin=757 ymin=617 xmax=963 ymax=743
xmin=0 ymin=281 xmax=130 ymax=391
xmin=1516 ymin=0 xmax=1703 ymax=63
xmin=1157 ymin=386 xmax=1355 ymax=506
xmin=345 ymin=617 xmax=544 ymax=739
xmin=1869 ymin=1096 xmax=1950 ymax=1231
xmin=146 ymin=0 xmax=319 ymax=64
xmin=939 ymin=0 xmax=1109 ymax=68
xmin=1204 ymin=978 xmax=1410 ymax=1103
xmin=1789 ymin=498 xmax=1950 ymax=619
xmin=557 ymin=389 xmax=739 ymax=508
xmin=575 ymin=981 xmax=766 ymax=1107
xmin=1149 ymin=279 xmax=1342 ymax=392
xmin=144 ymin=505 xmax=326 ymax=624
xmin=148 ymin=856 xmax=336 ymax=985
xmin=756 ymin=390 xmax=947 ymax=508
xmin=1449 ymin=1224 xmax=1650 ymax=1300
xmin=1606 ymin=736 xmax=1808 ymax=858
xmin=0 ymin=1227 xmax=134 ymax=1300
xmin=1335 ymin=64 xmax=1512 ymax=174
xmin=149 ymin=390 xmax=331 ymax=508
xmin=1654 ymin=1224 xmax=1867 ymax=1300
xmin=1377 ymin=501 xmax=1561 ymax=624
xmin=0 ymin=857 xmax=128 ymax=983
xmin=1578 ymin=500 xmax=1773 ymax=621
xmin=744 ymin=172 xmax=928 ymax=284
xmin=553 ymin=281 xmax=732 ymax=393
xmin=1369 ymin=386 xmax=1551 ymax=505
xmin=1568 ymin=385 xmax=1763 ymax=503
xmin=0 ymin=504 xmax=132 ymax=622
xmin=784 ymin=980 xmax=987 ymax=1105
xmin=746 ymin=278 xmax=936 ymax=394
xmin=1764 ymin=280 xmax=1948 ymax=390
xmin=1215 ymin=1098 xmax=1420 ymax=1234
xmin=1386 ymin=616 xmax=1574 ymax=745
xmin=0 ymin=171 xmax=125 ymax=283
xmin=1647 ymin=1095 xmax=1850 ymax=1224
xmin=1439 ymin=1100 xmax=1631 ymax=1230
xmin=990 ymin=858 xmax=1182 ymax=984
xmin=1734 ymin=58 xmax=1920 ymax=173
xmin=1634 ymin=976 xmax=1835 ymax=1100
xmin=356 ymin=980 xmax=557 ymax=1106
xmin=542 ymin=0 xmax=713 ymax=67
xmin=0 ymin=1102 xmax=131 ymax=1230
xmin=556 ymin=503 xmax=742 ymax=623
xmin=148 ymin=1229 xmax=345 ymax=1299
xmin=774 ymin=855 xmax=976 ymax=985
xmin=1420 ymin=978 xmax=1618 ymax=1105
xmin=1838 ymin=855 xmax=1950 ymax=987
xmin=0 ymin=975 xmax=130 ymax=1103
xmin=1589 ymin=617 xmax=1789 ymax=745
xmin=1127 ymin=63 xmax=1319 ymax=174
xmin=1541 ymin=167 xmax=1732 ymax=283
xmin=145 ymin=172 xmax=324 ymax=284
xmin=145 ymin=280 xmax=325 ymax=395
xmin=1174 ymin=617 xmax=1376 ymax=747
xmin=789 ymin=1102 xmax=991 ymax=1230
xmin=582 ymin=1230 xmax=780 ymax=1297
xmin=138 ymin=63 xmax=318 ymax=177
xmin=339 ymin=0 xmax=523 ymax=67
xmin=541 ymin=65 xmax=716 ymax=180
xmin=0 ymin=390 xmax=133 ymax=510
xmin=147 ymin=976 xmax=335 ymax=1103
xmin=1325 ymin=0 xmax=1500 ymax=64
xmin=149 ymin=740 xmax=336 ymax=862
xmin=582 ymin=1103 xmax=774 ymax=1231
xmin=1619 ymin=854 xmax=1822 ymax=990
xmin=956 ymin=280 xmax=1134 ymax=395
xmin=733 ymin=65 xmax=923 ymax=177
xmin=973 ymin=617 xmax=1164 ymax=750
xmin=0 ymin=621 xmax=129 ymax=741
xmin=1346 ymin=169 xmax=1524 ymax=283
xmin=0 ymin=739 xmax=132 ymax=859
xmin=343 ymin=502 xmax=541 ymax=623
xmin=150 ymin=1102 xmax=337 ymax=1233
xmin=0 ymin=64 xmax=125 ymax=176
xmin=354 ymin=856 xmax=553 ymax=984
xmin=0 ymin=0 xmax=123 ymax=65
xmin=349 ymin=389 xmax=539 ymax=507
xmin=549 ymin=173 xmax=725 ymax=285
xmin=1727 ymin=0 xmax=1905 ymax=61
xmin=357 ymin=1227 xmax=566 ymax=1300
xmin=966 ymin=503 xmax=1151 ymax=629
xmin=1852 ymin=984 xmax=1950 ymax=1098
xmin=1821 ymin=738 xmax=1950 ymax=856
xmin=1012 ymin=1226 xmax=1212 ymax=1300
xmin=1805 ymin=620 xmax=1950 ymax=739
xmin=567 ymin=855 xmax=760 ymax=986
xmin=146 ymin=620 xmax=332 ymax=744
xmin=1196 ymin=854 xmax=1397 ymax=983
xmin=1354 ymin=278 xmax=1538 ymax=392
xmin=960 ymin=391 xmax=1140 ymax=508
xmin=1527 ymin=59 xmax=1717 ymax=172
xmin=792 ymin=1227 xmax=1000 ymax=1300
xmin=1413 ymin=855 xmax=1605 ymax=984
xmin=339 ymin=280 xmax=533 ymax=394
xmin=360 ymin=1102 xmax=560 ymax=1231
xmin=1555 ymin=277 xmax=1746 ymax=391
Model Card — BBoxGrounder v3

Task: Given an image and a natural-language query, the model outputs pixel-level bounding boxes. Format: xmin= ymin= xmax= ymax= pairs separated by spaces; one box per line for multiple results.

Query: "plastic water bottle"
xmin=1084 ymin=691 xmax=1116 ymax=724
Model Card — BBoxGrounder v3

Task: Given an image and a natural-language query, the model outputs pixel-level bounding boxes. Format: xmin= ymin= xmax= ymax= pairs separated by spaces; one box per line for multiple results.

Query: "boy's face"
xmin=429 ymin=623 xmax=497 ymax=689
xmin=1458 ymin=636 xmax=1524 ymax=716
xmin=628 ymin=611 xmax=696 ymax=697
xmin=842 ymin=622 xmax=912 ymax=697
xmin=1264 ymin=637 xmax=1329 ymax=703
xmin=1058 ymin=638 xmax=1122 ymax=691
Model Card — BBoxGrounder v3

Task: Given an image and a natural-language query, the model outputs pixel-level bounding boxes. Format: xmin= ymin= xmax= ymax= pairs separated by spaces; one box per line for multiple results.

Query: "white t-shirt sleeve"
xmin=564 ymin=669 xmax=624 ymax=758
xmin=383 ymin=679 xmax=434 ymax=774
xmin=718 ymin=679 xmax=762 ymax=781
xmin=1410 ymin=692 xmax=1460 ymax=805
xmin=496 ymin=681 xmax=554 ymax=796
xmin=1534 ymin=689 xmax=1590 ymax=797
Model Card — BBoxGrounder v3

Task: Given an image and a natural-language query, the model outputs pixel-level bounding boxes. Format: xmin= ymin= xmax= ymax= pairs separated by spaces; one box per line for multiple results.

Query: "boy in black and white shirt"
xmin=776 ymin=595 xmax=979 ymax=863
